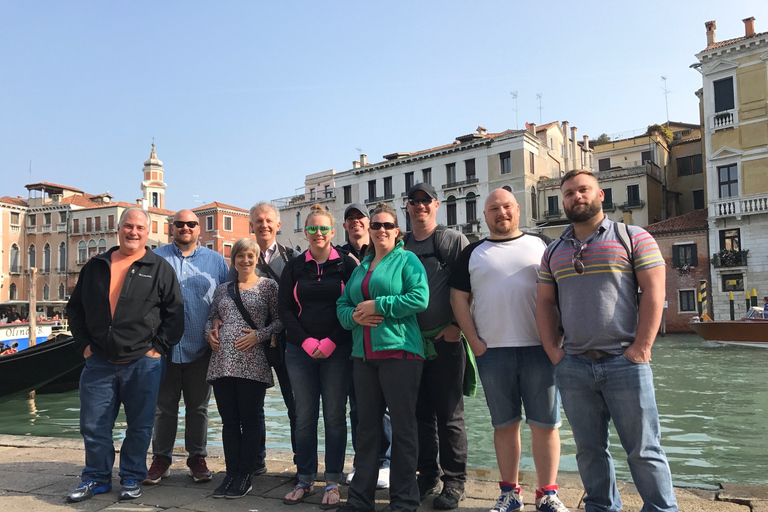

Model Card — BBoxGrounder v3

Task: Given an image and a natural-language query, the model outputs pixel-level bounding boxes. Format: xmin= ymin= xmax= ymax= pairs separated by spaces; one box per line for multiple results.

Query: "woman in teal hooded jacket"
xmin=336 ymin=203 xmax=428 ymax=512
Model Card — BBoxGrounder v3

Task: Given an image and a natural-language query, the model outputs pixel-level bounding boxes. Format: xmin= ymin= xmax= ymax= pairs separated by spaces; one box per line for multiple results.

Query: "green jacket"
xmin=337 ymin=240 xmax=429 ymax=358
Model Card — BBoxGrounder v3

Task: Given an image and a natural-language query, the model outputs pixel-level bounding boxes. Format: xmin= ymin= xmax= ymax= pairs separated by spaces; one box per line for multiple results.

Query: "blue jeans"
xmin=285 ymin=343 xmax=351 ymax=483
xmin=79 ymin=353 xmax=165 ymax=484
xmin=555 ymin=353 xmax=678 ymax=512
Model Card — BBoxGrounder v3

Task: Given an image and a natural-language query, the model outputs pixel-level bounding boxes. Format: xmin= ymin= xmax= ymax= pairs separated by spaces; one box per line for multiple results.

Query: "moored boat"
xmin=689 ymin=307 xmax=768 ymax=348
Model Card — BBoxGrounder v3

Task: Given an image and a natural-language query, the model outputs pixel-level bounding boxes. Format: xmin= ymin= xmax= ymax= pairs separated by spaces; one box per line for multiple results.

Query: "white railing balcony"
xmin=42 ymin=224 xmax=52 ymax=233
xmin=710 ymin=109 xmax=737 ymax=131
xmin=710 ymin=192 xmax=768 ymax=220
xmin=57 ymin=222 xmax=67 ymax=232
xmin=26 ymin=226 xmax=37 ymax=234
xmin=10 ymin=225 xmax=20 ymax=233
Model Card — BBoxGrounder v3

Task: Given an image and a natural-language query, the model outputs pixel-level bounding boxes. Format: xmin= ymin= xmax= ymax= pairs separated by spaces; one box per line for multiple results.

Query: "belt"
xmin=583 ymin=349 xmax=614 ymax=361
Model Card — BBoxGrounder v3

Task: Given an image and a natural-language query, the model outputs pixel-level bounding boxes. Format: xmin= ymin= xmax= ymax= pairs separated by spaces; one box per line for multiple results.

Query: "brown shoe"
xmin=188 ymin=455 xmax=212 ymax=483
xmin=144 ymin=455 xmax=171 ymax=484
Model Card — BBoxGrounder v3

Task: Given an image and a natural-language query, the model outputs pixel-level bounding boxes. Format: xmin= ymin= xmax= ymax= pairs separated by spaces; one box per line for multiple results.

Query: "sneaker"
xmin=144 ymin=455 xmax=171 ymax=484
xmin=66 ymin=481 xmax=112 ymax=502
xmin=345 ymin=467 xmax=355 ymax=485
xmin=536 ymin=489 xmax=569 ymax=512
xmin=433 ymin=486 xmax=465 ymax=510
xmin=491 ymin=488 xmax=523 ymax=512
xmin=417 ymin=478 xmax=440 ymax=501
xmin=187 ymin=455 xmax=212 ymax=483
xmin=119 ymin=479 xmax=142 ymax=500
xmin=253 ymin=463 xmax=268 ymax=476
xmin=376 ymin=467 xmax=390 ymax=489
xmin=212 ymin=474 xmax=235 ymax=498
xmin=226 ymin=473 xmax=252 ymax=499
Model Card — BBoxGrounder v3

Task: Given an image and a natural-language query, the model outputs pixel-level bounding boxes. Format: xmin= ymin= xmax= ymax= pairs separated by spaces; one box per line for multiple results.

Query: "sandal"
xmin=320 ymin=482 xmax=340 ymax=510
xmin=283 ymin=480 xmax=314 ymax=505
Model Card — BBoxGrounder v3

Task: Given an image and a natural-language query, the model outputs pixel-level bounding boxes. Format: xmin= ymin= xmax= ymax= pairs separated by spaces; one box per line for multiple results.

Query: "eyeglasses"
xmin=306 ymin=225 xmax=333 ymax=235
xmin=573 ymin=244 xmax=586 ymax=275
xmin=173 ymin=221 xmax=199 ymax=229
xmin=408 ymin=197 xmax=433 ymax=206
xmin=370 ymin=222 xmax=396 ymax=230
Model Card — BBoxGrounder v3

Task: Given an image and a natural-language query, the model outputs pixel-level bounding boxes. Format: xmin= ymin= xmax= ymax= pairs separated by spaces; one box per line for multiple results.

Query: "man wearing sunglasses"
xmin=147 ymin=210 xmax=229 ymax=485
xmin=536 ymin=170 xmax=677 ymax=512
xmin=403 ymin=182 xmax=469 ymax=510
xmin=340 ymin=203 xmax=371 ymax=262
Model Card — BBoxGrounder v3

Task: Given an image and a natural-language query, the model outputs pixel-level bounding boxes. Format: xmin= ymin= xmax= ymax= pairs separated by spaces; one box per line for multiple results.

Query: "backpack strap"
xmin=405 ymin=225 xmax=450 ymax=271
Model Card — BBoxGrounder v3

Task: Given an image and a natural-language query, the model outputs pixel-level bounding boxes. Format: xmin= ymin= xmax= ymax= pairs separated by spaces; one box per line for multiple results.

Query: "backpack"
xmin=403 ymin=225 xmax=452 ymax=272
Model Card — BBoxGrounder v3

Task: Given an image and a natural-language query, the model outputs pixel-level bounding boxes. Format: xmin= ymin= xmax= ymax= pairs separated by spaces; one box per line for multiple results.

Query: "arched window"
xmin=59 ymin=242 xmax=66 ymax=271
xmin=295 ymin=212 xmax=302 ymax=232
xmin=88 ymin=239 xmax=97 ymax=258
xmin=43 ymin=243 xmax=51 ymax=273
xmin=10 ymin=244 xmax=20 ymax=273
xmin=59 ymin=283 xmax=66 ymax=300
xmin=28 ymin=244 xmax=36 ymax=269
xmin=78 ymin=241 xmax=87 ymax=263
xmin=9 ymin=283 xmax=17 ymax=300
xmin=446 ymin=195 xmax=457 ymax=226
xmin=98 ymin=238 xmax=107 ymax=254
xmin=530 ymin=186 xmax=538 ymax=220
xmin=466 ymin=192 xmax=477 ymax=223
xmin=43 ymin=284 xmax=50 ymax=301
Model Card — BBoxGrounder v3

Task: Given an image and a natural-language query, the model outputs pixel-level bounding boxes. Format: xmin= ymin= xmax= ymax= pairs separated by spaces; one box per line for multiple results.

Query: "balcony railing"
xmin=544 ymin=209 xmax=562 ymax=219
xmin=710 ymin=192 xmax=768 ymax=220
xmin=365 ymin=196 xmax=385 ymax=204
xmin=621 ymin=200 xmax=645 ymax=210
xmin=26 ymin=226 xmax=37 ymax=234
xmin=711 ymin=110 xmax=737 ymax=131
xmin=711 ymin=249 xmax=748 ymax=268
xmin=57 ymin=222 xmax=67 ymax=232
xmin=41 ymin=224 xmax=52 ymax=233
xmin=442 ymin=177 xmax=479 ymax=189
xmin=602 ymin=202 xmax=616 ymax=212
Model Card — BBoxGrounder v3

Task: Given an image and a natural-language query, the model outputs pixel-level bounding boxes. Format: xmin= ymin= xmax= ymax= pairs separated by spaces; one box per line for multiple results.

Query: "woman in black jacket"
xmin=278 ymin=204 xmax=356 ymax=509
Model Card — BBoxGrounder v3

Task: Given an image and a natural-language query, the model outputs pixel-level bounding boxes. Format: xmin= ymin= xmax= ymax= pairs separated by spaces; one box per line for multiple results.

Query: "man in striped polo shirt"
xmin=536 ymin=170 xmax=678 ymax=512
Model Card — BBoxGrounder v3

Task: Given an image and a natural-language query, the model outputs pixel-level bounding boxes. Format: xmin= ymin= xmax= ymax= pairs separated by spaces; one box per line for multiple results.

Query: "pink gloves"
xmin=302 ymin=337 xmax=337 ymax=357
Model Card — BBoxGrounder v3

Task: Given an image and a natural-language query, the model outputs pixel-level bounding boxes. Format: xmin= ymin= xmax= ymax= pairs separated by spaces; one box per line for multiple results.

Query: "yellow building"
xmin=695 ymin=16 xmax=768 ymax=320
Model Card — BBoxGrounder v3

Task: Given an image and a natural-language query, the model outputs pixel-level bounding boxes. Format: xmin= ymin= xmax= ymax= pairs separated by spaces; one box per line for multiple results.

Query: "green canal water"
xmin=1 ymin=334 xmax=766 ymax=488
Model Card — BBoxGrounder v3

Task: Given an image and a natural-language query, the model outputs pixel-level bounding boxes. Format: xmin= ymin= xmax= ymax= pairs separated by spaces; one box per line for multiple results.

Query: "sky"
xmin=2 ymin=1 xmax=767 ymax=212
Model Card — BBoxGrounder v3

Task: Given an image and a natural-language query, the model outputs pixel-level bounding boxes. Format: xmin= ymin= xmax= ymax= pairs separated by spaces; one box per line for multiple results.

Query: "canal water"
xmin=1 ymin=334 xmax=766 ymax=488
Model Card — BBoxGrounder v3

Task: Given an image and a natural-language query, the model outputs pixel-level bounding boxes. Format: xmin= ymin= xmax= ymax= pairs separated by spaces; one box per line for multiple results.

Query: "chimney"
xmin=360 ymin=154 xmax=367 ymax=166
xmin=353 ymin=160 xmax=360 ymax=169
xmin=583 ymin=135 xmax=590 ymax=153
xmin=705 ymin=20 xmax=716 ymax=46
xmin=562 ymin=121 xmax=570 ymax=172
xmin=744 ymin=17 xmax=755 ymax=37
xmin=529 ymin=123 xmax=536 ymax=135
xmin=477 ymin=126 xmax=487 ymax=135
xmin=571 ymin=126 xmax=578 ymax=172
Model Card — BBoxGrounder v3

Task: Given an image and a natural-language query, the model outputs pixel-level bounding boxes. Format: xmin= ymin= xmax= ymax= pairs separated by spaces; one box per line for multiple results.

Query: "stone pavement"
xmin=0 ymin=435 xmax=764 ymax=511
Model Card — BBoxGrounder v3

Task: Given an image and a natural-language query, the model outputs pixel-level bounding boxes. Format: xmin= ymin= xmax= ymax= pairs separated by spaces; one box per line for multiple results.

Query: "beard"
xmin=564 ymin=197 xmax=602 ymax=223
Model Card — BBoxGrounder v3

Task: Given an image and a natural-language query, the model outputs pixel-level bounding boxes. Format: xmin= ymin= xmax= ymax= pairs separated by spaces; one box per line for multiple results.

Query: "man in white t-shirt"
xmin=450 ymin=189 xmax=568 ymax=512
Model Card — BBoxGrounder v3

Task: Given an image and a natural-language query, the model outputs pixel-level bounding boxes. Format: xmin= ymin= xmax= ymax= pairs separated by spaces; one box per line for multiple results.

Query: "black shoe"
xmin=337 ymin=503 xmax=373 ymax=512
xmin=212 ymin=474 xmax=235 ymax=498
xmin=252 ymin=463 xmax=267 ymax=476
xmin=226 ymin=473 xmax=252 ymax=499
xmin=417 ymin=478 xmax=440 ymax=501
xmin=433 ymin=486 xmax=466 ymax=510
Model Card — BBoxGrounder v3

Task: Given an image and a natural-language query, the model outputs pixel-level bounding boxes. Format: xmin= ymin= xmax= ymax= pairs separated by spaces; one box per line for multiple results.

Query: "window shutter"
xmin=691 ymin=245 xmax=698 ymax=267
xmin=672 ymin=246 xmax=680 ymax=268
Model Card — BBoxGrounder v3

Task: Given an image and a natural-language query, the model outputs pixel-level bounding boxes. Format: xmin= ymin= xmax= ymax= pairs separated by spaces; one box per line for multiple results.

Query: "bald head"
xmin=170 ymin=209 xmax=200 ymax=250
xmin=484 ymin=188 xmax=521 ymax=239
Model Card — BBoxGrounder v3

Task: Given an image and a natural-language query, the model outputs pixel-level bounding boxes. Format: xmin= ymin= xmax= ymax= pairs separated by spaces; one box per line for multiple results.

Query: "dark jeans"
xmin=258 ymin=338 xmax=297 ymax=466
xmin=349 ymin=381 xmax=392 ymax=469
xmin=416 ymin=340 xmax=468 ymax=488
xmin=212 ymin=377 xmax=267 ymax=476
xmin=285 ymin=344 xmax=351 ymax=482
xmin=79 ymin=353 xmax=165 ymax=484
xmin=152 ymin=351 xmax=212 ymax=461
xmin=348 ymin=358 xmax=422 ymax=512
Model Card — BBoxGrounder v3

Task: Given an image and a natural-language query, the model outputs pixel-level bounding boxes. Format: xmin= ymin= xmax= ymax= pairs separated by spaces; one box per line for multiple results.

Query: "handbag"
xmin=226 ymin=281 xmax=284 ymax=367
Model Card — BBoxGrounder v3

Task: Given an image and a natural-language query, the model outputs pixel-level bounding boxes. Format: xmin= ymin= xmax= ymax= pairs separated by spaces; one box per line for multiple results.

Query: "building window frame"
xmin=500 ymin=152 xmax=511 ymax=175
xmin=678 ymin=289 xmax=697 ymax=312
xmin=223 ymin=215 xmax=233 ymax=231
xmin=717 ymin=163 xmax=738 ymax=198
xmin=205 ymin=215 xmax=214 ymax=232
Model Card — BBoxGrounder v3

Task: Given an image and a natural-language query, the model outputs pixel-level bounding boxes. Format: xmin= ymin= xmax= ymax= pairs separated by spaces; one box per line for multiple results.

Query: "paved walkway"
xmin=0 ymin=435 xmax=764 ymax=511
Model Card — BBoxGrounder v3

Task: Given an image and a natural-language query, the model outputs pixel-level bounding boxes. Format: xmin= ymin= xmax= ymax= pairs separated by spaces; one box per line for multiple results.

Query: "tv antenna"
xmin=510 ymin=91 xmax=518 ymax=129
xmin=536 ymin=93 xmax=543 ymax=124
xmin=661 ymin=76 xmax=670 ymax=123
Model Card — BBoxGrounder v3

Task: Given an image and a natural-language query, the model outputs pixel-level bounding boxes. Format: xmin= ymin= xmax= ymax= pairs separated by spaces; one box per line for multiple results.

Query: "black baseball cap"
xmin=344 ymin=203 xmax=369 ymax=219
xmin=407 ymin=182 xmax=438 ymax=200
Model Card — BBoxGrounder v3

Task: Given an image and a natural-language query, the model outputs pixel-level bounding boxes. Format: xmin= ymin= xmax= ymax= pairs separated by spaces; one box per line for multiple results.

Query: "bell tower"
xmin=140 ymin=143 xmax=166 ymax=209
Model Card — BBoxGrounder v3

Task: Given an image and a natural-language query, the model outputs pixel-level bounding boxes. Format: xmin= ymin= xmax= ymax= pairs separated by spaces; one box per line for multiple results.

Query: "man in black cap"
xmin=404 ymin=182 xmax=469 ymax=510
xmin=339 ymin=203 xmax=371 ymax=262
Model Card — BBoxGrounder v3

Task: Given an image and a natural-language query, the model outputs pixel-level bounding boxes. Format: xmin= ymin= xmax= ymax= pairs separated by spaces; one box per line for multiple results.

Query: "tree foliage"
xmin=647 ymin=124 xmax=673 ymax=144
xmin=594 ymin=133 xmax=611 ymax=145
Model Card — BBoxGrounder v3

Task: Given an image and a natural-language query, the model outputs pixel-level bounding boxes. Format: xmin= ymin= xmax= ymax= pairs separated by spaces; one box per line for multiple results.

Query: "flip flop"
xmin=283 ymin=480 xmax=315 ymax=505
xmin=320 ymin=482 xmax=340 ymax=510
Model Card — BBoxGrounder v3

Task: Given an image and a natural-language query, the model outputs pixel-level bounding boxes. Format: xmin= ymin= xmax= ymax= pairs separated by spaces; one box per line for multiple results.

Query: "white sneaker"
xmin=376 ymin=467 xmax=390 ymax=489
xmin=346 ymin=468 xmax=355 ymax=485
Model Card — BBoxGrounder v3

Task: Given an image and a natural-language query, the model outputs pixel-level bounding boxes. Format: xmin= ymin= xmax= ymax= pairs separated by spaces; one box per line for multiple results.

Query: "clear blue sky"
xmin=2 ymin=1 xmax=766 ymax=212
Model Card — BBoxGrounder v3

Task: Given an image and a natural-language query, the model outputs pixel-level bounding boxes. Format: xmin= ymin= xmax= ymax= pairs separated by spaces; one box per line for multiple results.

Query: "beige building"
xmin=694 ymin=16 xmax=768 ymax=320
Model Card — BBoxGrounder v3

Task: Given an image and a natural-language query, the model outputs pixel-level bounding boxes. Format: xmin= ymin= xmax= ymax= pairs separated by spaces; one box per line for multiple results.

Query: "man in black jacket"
xmin=66 ymin=207 xmax=184 ymax=503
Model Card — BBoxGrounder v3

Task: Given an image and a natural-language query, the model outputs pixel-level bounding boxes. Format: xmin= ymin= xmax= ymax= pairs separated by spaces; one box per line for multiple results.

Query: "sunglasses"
xmin=370 ymin=222 xmax=397 ymax=230
xmin=408 ymin=197 xmax=433 ymax=206
xmin=573 ymin=244 xmax=586 ymax=275
xmin=306 ymin=225 xmax=333 ymax=235
xmin=173 ymin=221 xmax=199 ymax=229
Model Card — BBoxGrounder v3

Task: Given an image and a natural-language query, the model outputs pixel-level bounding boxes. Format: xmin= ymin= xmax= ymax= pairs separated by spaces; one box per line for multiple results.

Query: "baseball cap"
xmin=407 ymin=182 xmax=438 ymax=199
xmin=344 ymin=203 xmax=369 ymax=219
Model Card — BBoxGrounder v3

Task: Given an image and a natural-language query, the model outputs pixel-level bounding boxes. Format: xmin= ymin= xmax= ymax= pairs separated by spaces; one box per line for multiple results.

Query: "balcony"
xmin=602 ymin=202 xmax=616 ymax=212
xmin=365 ymin=196 xmax=385 ymax=204
xmin=711 ymin=249 xmax=748 ymax=268
xmin=42 ymin=224 xmax=52 ymax=233
xmin=711 ymin=109 xmax=737 ymax=131
xmin=710 ymin=192 xmax=768 ymax=220
xmin=26 ymin=226 xmax=37 ymax=234
xmin=443 ymin=177 xmax=479 ymax=190
xmin=10 ymin=225 xmax=20 ymax=233
xmin=621 ymin=200 xmax=645 ymax=210
xmin=544 ymin=209 xmax=562 ymax=219
xmin=57 ymin=222 xmax=67 ymax=232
